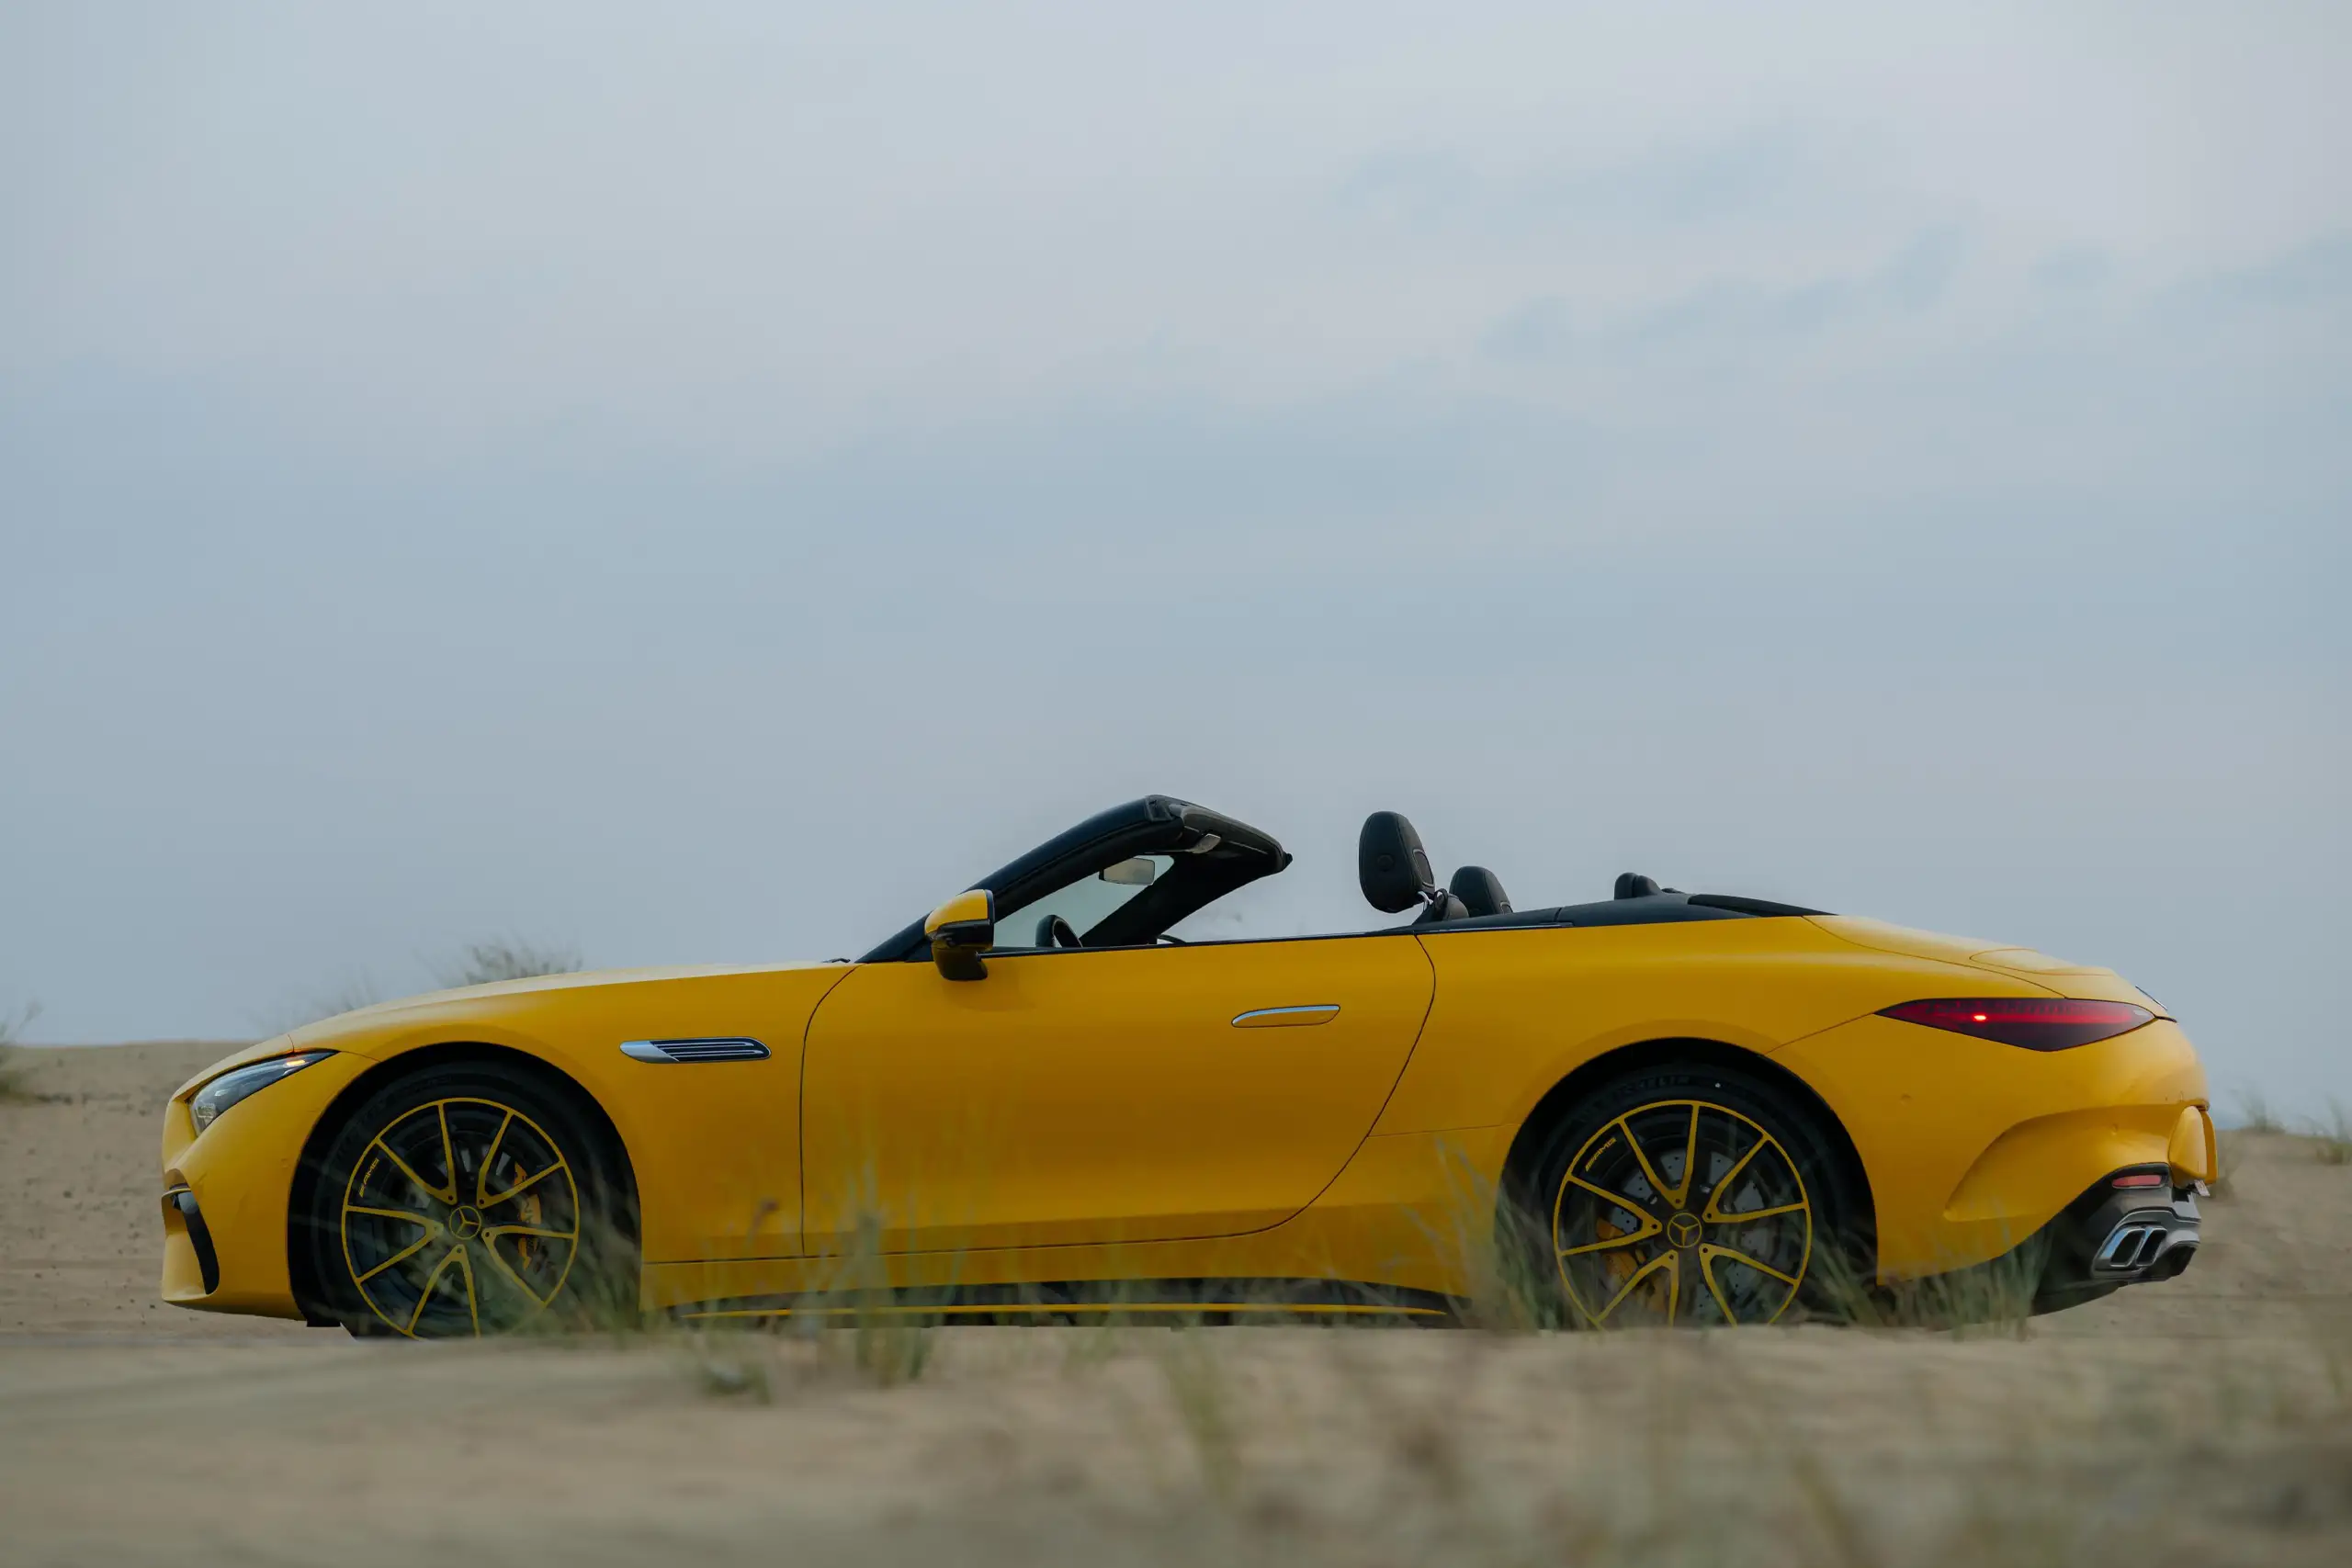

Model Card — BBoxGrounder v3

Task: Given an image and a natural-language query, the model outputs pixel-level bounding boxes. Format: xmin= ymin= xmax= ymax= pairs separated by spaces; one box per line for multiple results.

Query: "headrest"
xmin=1449 ymin=865 xmax=1511 ymax=919
xmin=1613 ymin=872 xmax=1661 ymax=899
xmin=1359 ymin=811 xmax=1437 ymax=913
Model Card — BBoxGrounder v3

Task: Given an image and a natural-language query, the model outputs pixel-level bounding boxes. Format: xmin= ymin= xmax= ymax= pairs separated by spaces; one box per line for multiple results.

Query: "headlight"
xmin=190 ymin=1051 xmax=334 ymax=1133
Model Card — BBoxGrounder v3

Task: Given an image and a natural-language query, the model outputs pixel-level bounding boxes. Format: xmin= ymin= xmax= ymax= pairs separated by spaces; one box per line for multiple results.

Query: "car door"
xmin=799 ymin=934 xmax=1434 ymax=1255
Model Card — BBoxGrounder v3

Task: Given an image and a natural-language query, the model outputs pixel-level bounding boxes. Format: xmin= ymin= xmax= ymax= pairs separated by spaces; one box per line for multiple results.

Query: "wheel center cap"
xmin=1667 ymin=1213 xmax=1702 ymax=1248
xmin=447 ymin=1205 xmax=483 ymax=1240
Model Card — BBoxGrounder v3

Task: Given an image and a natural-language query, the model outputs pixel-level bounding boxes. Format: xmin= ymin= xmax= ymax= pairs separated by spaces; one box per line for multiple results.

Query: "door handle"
xmin=1230 ymin=1004 xmax=1340 ymax=1029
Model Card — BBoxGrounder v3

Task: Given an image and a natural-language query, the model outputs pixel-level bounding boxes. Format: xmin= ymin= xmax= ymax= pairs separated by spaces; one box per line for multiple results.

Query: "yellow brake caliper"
xmin=1595 ymin=1217 xmax=1635 ymax=1286
xmin=514 ymin=1191 xmax=543 ymax=1271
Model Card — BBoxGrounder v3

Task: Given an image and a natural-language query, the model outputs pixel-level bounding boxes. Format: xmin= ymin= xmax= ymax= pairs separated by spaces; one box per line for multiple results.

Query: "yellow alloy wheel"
xmin=339 ymin=1096 xmax=582 ymax=1338
xmin=1552 ymin=1098 xmax=1815 ymax=1327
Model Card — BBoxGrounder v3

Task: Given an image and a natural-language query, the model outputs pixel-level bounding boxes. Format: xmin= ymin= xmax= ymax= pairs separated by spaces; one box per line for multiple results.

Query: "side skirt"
xmin=672 ymin=1277 xmax=1461 ymax=1326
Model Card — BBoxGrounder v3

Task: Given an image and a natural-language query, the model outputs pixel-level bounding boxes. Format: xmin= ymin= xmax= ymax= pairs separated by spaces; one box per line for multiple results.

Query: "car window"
xmin=994 ymin=856 xmax=1174 ymax=949
xmin=1164 ymin=870 xmax=1311 ymax=943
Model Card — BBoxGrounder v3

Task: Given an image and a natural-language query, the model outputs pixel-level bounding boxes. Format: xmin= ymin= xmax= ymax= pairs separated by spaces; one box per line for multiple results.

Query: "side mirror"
xmin=924 ymin=889 xmax=996 ymax=982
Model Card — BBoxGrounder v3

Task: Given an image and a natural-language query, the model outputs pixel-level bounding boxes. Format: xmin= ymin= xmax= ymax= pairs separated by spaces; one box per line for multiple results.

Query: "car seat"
xmin=1359 ymin=811 xmax=1466 ymax=925
xmin=1448 ymin=865 xmax=1511 ymax=919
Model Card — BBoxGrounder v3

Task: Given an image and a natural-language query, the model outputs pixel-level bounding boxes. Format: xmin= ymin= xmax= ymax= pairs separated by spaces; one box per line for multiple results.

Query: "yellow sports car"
xmin=159 ymin=797 xmax=2213 ymax=1337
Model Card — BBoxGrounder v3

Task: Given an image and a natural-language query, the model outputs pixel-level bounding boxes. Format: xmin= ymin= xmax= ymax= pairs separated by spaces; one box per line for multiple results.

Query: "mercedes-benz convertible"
xmin=160 ymin=796 xmax=2211 ymax=1337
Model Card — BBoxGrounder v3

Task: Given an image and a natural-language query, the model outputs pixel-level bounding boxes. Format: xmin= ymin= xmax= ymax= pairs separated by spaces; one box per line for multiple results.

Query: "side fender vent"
xmin=619 ymin=1038 xmax=771 ymax=1065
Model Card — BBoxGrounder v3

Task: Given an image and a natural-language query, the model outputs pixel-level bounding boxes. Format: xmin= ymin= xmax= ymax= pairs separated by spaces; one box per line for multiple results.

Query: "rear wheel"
xmin=301 ymin=1060 xmax=634 ymax=1338
xmin=1513 ymin=1062 xmax=1863 ymax=1327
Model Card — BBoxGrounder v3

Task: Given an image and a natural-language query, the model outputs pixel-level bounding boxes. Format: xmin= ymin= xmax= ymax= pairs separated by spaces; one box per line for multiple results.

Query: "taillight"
xmin=1879 ymin=998 xmax=2154 ymax=1051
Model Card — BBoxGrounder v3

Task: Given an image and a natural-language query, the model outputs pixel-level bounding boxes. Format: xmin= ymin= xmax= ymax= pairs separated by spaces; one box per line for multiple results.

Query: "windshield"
xmin=992 ymin=856 xmax=1175 ymax=949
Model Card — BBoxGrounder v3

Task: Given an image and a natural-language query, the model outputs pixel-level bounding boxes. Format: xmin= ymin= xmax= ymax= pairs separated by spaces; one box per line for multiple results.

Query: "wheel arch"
xmin=1498 ymin=1036 xmax=1877 ymax=1245
xmin=283 ymin=1041 xmax=640 ymax=1323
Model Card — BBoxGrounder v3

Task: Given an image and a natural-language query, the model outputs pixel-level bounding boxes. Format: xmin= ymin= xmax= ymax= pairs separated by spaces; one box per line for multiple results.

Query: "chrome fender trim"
xmin=618 ymin=1038 xmax=771 ymax=1064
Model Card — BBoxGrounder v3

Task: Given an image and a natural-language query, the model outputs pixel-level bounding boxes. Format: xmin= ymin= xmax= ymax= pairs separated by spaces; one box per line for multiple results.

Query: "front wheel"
xmin=300 ymin=1060 xmax=635 ymax=1338
xmin=1511 ymin=1062 xmax=1865 ymax=1328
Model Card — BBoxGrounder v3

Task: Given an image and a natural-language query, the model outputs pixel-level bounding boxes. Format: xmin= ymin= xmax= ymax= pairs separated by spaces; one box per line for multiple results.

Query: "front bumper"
xmin=159 ymin=1048 xmax=376 ymax=1317
xmin=161 ymin=1187 xmax=220 ymax=1298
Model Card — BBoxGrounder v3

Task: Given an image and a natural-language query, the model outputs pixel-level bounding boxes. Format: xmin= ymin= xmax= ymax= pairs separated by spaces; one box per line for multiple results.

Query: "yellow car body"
xmin=160 ymin=796 xmax=2213 ymax=1335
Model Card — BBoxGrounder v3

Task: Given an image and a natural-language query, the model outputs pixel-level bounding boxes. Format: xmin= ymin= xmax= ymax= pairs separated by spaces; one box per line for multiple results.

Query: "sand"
xmin=3 ymin=1040 xmax=2347 ymax=1566
xmin=0 ymin=1042 xmax=311 ymax=1341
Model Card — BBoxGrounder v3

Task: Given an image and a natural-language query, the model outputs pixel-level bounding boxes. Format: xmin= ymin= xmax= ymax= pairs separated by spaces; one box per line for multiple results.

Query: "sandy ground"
xmin=3 ymin=1041 xmax=2348 ymax=1566
xmin=0 ymin=1042 xmax=311 ymax=1341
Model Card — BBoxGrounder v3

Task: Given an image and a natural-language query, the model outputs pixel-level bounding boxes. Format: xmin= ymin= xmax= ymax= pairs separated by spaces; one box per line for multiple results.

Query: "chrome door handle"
xmin=1230 ymin=1005 xmax=1340 ymax=1029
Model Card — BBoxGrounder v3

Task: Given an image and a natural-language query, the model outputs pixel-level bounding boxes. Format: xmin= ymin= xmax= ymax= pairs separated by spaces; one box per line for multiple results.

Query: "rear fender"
xmin=1774 ymin=1014 xmax=2207 ymax=1279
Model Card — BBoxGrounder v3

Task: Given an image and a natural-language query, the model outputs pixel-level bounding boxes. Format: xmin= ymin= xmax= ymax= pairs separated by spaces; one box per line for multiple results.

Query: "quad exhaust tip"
xmin=2094 ymin=1216 xmax=2199 ymax=1277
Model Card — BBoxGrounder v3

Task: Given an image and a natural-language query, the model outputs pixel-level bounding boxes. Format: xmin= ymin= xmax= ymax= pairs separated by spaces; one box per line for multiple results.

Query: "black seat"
xmin=1359 ymin=811 xmax=1465 ymax=925
xmin=1449 ymin=865 xmax=1511 ymax=919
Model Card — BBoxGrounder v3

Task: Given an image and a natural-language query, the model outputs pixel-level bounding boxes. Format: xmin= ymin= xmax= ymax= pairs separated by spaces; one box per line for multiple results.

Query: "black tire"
xmin=299 ymin=1059 xmax=637 ymax=1338
xmin=1506 ymin=1060 xmax=1866 ymax=1328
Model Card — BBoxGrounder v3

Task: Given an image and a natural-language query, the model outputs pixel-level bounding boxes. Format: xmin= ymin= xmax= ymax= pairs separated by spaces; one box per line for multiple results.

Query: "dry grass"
xmin=0 ymin=999 xmax=40 ymax=1102
xmin=1812 ymin=1237 xmax=2044 ymax=1335
xmin=10 ymin=1320 xmax=2346 ymax=1568
xmin=2215 ymin=1090 xmax=2288 ymax=1201
xmin=254 ymin=974 xmax=383 ymax=1036
xmin=2313 ymin=1100 xmax=2352 ymax=1167
xmin=635 ymin=1310 xmax=2352 ymax=1568
xmin=627 ymin=1204 xmax=953 ymax=1401
xmin=434 ymin=937 xmax=582 ymax=988
xmin=256 ymin=938 xmax=581 ymax=1035
xmin=594 ymin=1134 xmax=2352 ymax=1565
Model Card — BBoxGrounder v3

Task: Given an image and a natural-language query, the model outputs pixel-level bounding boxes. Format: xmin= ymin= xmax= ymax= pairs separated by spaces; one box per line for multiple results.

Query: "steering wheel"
xmin=1036 ymin=914 xmax=1082 ymax=950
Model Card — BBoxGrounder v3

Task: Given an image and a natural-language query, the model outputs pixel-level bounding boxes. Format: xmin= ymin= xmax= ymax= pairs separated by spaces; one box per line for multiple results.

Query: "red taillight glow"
xmin=1878 ymin=998 xmax=2155 ymax=1052
xmin=2111 ymin=1172 xmax=2167 ymax=1189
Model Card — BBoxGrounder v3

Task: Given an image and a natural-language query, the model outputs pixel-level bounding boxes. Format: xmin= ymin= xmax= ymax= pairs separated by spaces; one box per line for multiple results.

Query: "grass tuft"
xmin=831 ymin=1214 xmax=942 ymax=1388
xmin=690 ymin=1337 xmax=777 ymax=1404
xmin=435 ymin=939 xmax=583 ymax=988
xmin=0 ymin=999 xmax=40 ymax=1103
xmin=258 ymin=939 xmax=578 ymax=1035
xmin=771 ymin=1208 xmax=944 ymax=1390
xmin=1810 ymin=1238 xmax=2044 ymax=1336
xmin=2209 ymin=1132 xmax=2241 ymax=1201
xmin=255 ymin=976 xmax=383 ymax=1036
xmin=2238 ymin=1089 xmax=2284 ymax=1134
xmin=2313 ymin=1100 xmax=2352 ymax=1168
xmin=1155 ymin=1329 xmax=1241 ymax=1500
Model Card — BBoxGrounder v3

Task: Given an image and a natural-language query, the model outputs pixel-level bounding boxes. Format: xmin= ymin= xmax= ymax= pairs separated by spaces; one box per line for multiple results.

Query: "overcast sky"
xmin=4 ymin=4 xmax=2346 ymax=1110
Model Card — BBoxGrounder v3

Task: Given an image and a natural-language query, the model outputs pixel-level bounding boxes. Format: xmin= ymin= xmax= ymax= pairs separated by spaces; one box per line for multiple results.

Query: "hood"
xmin=291 ymin=962 xmax=795 ymax=1026
xmin=175 ymin=959 xmax=850 ymax=1099
xmin=174 ymin=960 xmax=846 ymax=1085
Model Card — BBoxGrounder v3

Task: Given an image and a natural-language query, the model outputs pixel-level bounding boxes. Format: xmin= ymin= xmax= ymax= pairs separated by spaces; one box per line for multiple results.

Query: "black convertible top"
xmin=859 ymin=798 xmax=1826 ymax=960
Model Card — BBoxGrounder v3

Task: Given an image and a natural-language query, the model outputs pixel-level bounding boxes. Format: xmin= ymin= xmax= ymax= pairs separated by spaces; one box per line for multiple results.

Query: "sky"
xmin=2 ymin=4 xmax=2346 ymax=1111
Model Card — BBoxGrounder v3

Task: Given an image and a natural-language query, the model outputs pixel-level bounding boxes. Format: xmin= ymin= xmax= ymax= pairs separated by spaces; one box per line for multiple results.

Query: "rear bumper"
xmin=2033 ymin=1169 xmax=2201 ymax=1312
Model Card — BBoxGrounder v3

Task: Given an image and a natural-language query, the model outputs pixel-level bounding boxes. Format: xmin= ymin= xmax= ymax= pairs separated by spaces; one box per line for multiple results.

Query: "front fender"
xmin=277 ymin=964 xmax=849 ymax=1266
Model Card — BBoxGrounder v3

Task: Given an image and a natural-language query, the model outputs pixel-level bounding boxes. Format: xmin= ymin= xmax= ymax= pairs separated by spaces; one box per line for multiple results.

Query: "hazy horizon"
xmin=4 ymin=4 xmax=2346 ymax=1108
